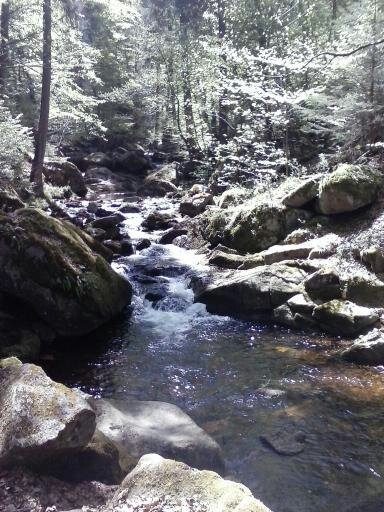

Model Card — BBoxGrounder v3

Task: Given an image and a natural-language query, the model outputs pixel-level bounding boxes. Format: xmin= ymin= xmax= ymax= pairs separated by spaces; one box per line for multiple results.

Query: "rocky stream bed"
xmin=2 ymin=151 xmax=384 ymax=511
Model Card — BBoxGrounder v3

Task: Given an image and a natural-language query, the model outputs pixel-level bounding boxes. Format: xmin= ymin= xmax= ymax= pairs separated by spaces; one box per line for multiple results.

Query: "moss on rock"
xmin=0 ymin=208 xmax=132 ymax=337
xmin=318 ymin=164 xmax=383 ymax=214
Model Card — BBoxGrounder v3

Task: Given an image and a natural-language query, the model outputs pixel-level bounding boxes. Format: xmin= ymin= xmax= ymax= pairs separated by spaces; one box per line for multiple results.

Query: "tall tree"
xmin=31 ymin=0 xmax=52 ymax=196
xmin=0 ymin=0 xmax=10 ymax=96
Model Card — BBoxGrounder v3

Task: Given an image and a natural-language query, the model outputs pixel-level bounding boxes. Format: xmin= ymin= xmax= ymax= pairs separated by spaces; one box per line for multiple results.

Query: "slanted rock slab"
xmin=104 ymin=454 xmax=272 ymax=512
xmin=90 ymin=398 xmax=225 ymax=475
xmin=282 ymin=176 xmax=320 ymax=208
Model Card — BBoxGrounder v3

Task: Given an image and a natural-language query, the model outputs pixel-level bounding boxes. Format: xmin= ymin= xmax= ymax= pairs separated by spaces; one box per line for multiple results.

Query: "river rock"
xmin=226 ymin=203 xmax=312 ymax=254
xmin=82 ymin=152 xmax=113 ymax=170
xmin=283 ymin=228 xmax=315 ymax=245
xmin=304 ymin=268 xmax=342 ymax=301
xmin=159 ymin=227 xmax=188 ymax=245
xmin=91 ymin=213 xmax=125 ymax=230
xmin=51 ymin=430 xmax=123 ymax=485
xmin=261 ymin=423 xmax=306 ymax=456
xmin=282 ymin=176 xmax=320 ymax=208
xmin=361 ymin=246 xmax=384 ymax=274
xmin=180 ymin=192 xmax=214 ymax=217
xmin=0 ymin=208 xmax=132 ymax=337
xmin=142 ymin=211 xmax=177 ymax=230
xmin=287 ymin=293 xmax=317 ymax=315
xmin=318 ymin=164 xmax=383 ymax=214
xmin=0 ymin=182 xmax=25 ymax=212
xmin=209 ymin=250 xmax=248 ymax=269
xmin=0 ymin=359 xmax=96 ymax=469
xmin=90 ymin=398 xmax=225 ymax=475
xmin=196 ymin=263 xmax=307 ymax=317
xmin=342 ymin=329 xmax=384 ymax=365
xmin=44 ymin=159 xmax=87 ymax=197
xmin=345 ymin=275 xmax=384 ymax=307
xmin=260 ymin=234 xmax=340 ymax=265
xmin=139 ymin=169 xmax=178 ymax=197
xmin=85 ymin=166 xmax=115 ymax=181
xmin=313 ymin=300 xmax=379 ymax=336
xmin=218 ymin=187 xmax=249 ymax=208
xmin=104 ymin=454 xmax=271 ymax=512
xmin=110 ymin=145 xmax=152 ymax=175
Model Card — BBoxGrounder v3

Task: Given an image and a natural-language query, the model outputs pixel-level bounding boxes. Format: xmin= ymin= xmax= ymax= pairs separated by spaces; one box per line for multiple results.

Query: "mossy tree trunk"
xmin=31 ymin=0 xmax=52 ymax=197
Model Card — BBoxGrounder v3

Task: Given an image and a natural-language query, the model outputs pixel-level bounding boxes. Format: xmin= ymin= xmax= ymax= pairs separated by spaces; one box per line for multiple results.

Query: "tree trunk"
xmin=217 ymin=0 xmax=229 ymax=143
xmin=0 ymin=1 xmax=10 ymax=96
xmin=31 ymin=0 xmax=52 ymax=197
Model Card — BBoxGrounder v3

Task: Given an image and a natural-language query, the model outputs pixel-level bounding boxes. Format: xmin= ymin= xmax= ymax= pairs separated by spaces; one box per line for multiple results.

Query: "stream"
xmin=47 ymin=189 xmax=384 ymax=512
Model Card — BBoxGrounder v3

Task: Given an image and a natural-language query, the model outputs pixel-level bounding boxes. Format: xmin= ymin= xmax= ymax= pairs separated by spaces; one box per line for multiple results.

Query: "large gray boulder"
xmin=318 ymin=164 xmax=383 ymax=215
xmin=342 ymin=329 xmax=384 ymax=365
xmin=0 ymin=359 xmax=95 ymax=468
xmin=313 ymin=300 xmax=379 ymax=336
xmin=221 ymin=203 xmax=312 ymax=254
xmin=0 ymin=208 xmax=132 ymax=337
xmin=104 ymin=454 xmax=272 ymax=512
xmin=91 ymin=398 xmax=225 ymax=475
xmin=196 ymin=263 xmax=308 ymax=317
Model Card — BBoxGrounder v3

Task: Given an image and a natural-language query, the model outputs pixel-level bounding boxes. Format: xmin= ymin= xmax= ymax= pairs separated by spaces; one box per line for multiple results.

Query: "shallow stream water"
xmin=48 ymin=193 xmax=384 ymax=512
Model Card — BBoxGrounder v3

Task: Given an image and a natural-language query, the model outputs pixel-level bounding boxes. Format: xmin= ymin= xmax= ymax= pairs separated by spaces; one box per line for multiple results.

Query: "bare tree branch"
xmin=303 ymin=38 xmax=384 ymax=68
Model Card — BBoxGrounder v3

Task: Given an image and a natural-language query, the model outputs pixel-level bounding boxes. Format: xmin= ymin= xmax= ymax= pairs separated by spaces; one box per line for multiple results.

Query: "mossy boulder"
xmin=318 ymin=164 xmax=383 ymax=214
xmin=105 ymin=454 xmax=272 ymax=512
xmin=0 ymin=208 xmax=132 ymax=337
xmin=0 ymin=360 xmax=96 ymax=468
xmin=202 ymin=203 xmax=312 ymax=254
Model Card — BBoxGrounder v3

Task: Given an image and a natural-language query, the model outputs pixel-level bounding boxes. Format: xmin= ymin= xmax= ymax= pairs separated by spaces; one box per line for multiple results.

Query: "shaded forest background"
xmin=1 ymin=0 xmax=384 ymax=187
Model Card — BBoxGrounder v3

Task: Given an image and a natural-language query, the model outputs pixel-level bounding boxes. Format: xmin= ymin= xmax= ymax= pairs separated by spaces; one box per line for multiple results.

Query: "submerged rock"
xmin=104 ymin=454 xmax=272 ymax=512
xmin=342 ymin=329 xmax=384 ymax=365
xmin=313 ymin=300 xmax=379 ymax=336
xmin=91 ymin=398 xmax=225 ymax=475
xmin=0 ymin=359 xmax=95 ymax=469
xmin=0 ymin=208 xmax=132 ymax=337
xmin=318 ymin=164 xmax=383 ymax=214
xmin=261 ymin=424 xmax=306 ymax=456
